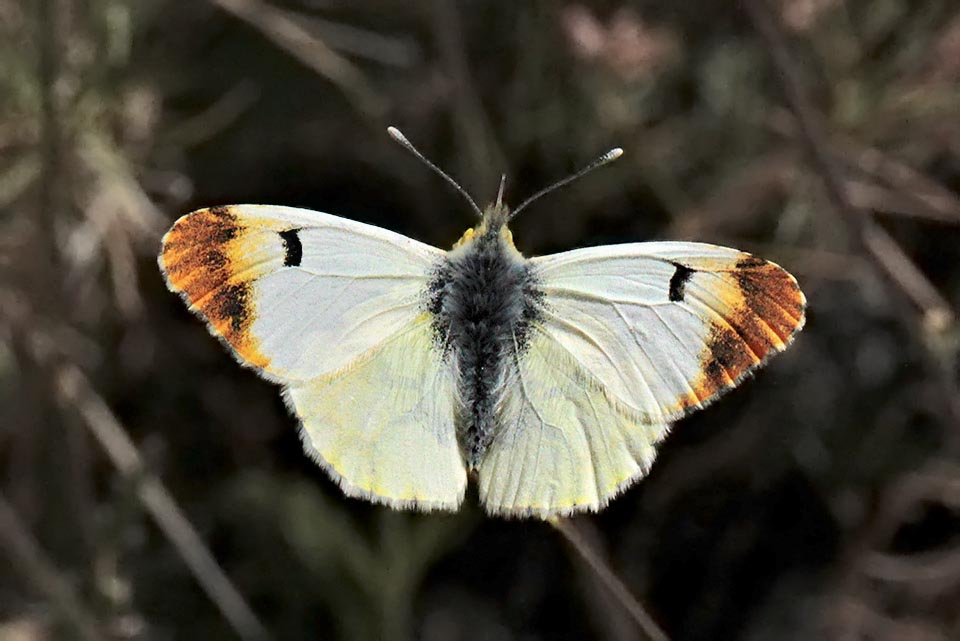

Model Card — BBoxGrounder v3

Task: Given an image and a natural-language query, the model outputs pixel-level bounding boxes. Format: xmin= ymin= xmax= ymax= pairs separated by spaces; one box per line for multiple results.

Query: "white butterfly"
xmin=159 ymin=128 xmax=805 ymax=518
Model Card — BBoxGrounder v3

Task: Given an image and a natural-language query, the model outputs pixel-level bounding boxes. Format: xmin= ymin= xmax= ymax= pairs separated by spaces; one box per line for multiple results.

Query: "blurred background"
xmin=3 ymin=0 xmax=960 ymax=639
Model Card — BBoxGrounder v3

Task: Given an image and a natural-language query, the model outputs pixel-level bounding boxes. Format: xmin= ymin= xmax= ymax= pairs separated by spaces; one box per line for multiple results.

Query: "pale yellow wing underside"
xmin=284 ymin=316 xmax=467 ymax=510
xmin=478 ymin=325 xmax=668 ymax=517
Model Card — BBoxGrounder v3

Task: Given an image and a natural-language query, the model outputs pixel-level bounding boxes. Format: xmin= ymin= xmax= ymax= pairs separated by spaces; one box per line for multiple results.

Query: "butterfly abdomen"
xmin=427 ymin=228 xmax=543 ymax=468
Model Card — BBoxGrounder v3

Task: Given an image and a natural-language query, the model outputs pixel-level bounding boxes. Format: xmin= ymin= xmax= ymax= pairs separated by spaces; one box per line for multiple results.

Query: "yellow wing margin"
xmin=478 ymin=326 xmax=669 ymax=518
xmin=284 ymin=316 xmax=467 ymax=511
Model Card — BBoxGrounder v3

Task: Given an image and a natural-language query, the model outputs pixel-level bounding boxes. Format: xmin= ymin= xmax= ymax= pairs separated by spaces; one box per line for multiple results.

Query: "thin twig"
xmin=551 ymin=519 xmax=671 ymax=641
xmin=841 ymin=140 xmax=960 ymax=225
xmin=0 ymin=491 xmax=102 ymax=641
xmin=825 ymin=463 xmax=960 ymax=637
xmin=860 ymin=224 xmax=953 ymax=320
xmin=859 ymin=465 xmax=960 ymax=588
xmin=845 ymin=180 xmax=960 ymax=225
xmin=743 ymin=0 xmax=960 ymax=441
xmin=431 ymin=0 xmax=507 ymax=200
xmin=290 ymin=11 xmax=420 ymax=68
xmin=768 ymin=110 xmax=960 ymax=225
xmin=207 ymin=0 xmax=386 ymax=118
xmin=742 ymin=0 xmax=862 ymax=236
xmin=166 ymin=81 xmax=262 ymax=148
xmin=743 ymin=0 xmax=954 ymax=324
xmin=54 ymin=363 xmax=274 ymax=641
xmin=864 ymin=548 xmax=960 ymax=587
xmin=744 ymin=4 xmax=960 ymax=633
xmin=37 ymin=0 xmax=63 ymax=243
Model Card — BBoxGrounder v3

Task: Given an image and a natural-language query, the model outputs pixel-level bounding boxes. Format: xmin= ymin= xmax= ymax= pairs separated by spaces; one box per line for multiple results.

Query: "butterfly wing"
xmin=285 ymin=315 xmax=466 ymax=510
xmin=479 ymin=242 xmax=805 ymax=516
xmin=160 ymin=205 xmax=466 ymax=509
xmin=160 ymin=204 xmax=443 ymax=382
xmin=478 ymin=325 xmax=667 ymax=516
xmin=529 ymin=241 xmax=805 ymax=422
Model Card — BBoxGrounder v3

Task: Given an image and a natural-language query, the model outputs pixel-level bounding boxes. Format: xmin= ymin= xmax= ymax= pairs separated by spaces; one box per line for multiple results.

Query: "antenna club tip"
xmin=387 ymin=126 xmax=406 ymax=142
xmin=607 ymin=148 xmax=624 ymax=160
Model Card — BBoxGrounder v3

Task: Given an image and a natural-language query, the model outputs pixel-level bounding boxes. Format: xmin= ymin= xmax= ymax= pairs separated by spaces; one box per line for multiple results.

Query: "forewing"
xmin=160 ymin=205 xmax=443 ymax=382
xmin=529 ymin=242 xmax=805 ymax=424
xmin=286 ymin=317 xmax=466 ymax=510
xmin=479 ymin=326 xmax=667 ymax=517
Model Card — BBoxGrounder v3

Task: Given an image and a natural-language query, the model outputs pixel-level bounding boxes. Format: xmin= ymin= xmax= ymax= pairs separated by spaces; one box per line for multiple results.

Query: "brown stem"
xmin=54 ymin=363 xmax=274 ymax=641
xmin=743 ymin=0 xmax=953 ymax=323
xmin=742 ymin=0 xmax=960 ymax=437
xmin=552 ymin=518 xmax=671 ymax=641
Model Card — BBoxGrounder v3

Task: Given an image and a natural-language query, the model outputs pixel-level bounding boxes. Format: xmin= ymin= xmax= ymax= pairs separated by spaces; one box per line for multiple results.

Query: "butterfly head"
xmin=452 ymin=202 xmax=516 ymax=250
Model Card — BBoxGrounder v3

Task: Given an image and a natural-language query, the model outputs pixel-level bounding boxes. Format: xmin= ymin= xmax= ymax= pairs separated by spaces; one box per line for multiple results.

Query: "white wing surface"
xmin=160 ymin=205 xmax=443 ymax=382
xmin=479 ymin=326 xmax=667 ymax=516
xmin=529 ymin=241 xmax=806 ymax=424
xmin=479 ymin=241 xmax=805 ymax=516
xmin=286 ymin=316 xmax=466 ymax=510
xmin=161 ymin=205 xmax=466 ymax=508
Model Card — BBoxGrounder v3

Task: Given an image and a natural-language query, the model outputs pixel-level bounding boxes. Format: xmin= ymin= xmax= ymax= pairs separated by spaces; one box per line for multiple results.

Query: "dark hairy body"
xmin=427 ymin=224 xmax=543 ymax=468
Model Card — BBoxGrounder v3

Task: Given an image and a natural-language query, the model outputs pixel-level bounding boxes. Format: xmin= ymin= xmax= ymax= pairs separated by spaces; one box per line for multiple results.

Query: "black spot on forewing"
xmin=206 ymin=206 xmax=239 ymax=242
xmin=213 ymin=283 xmax=250 ymax=333
xmin=668 ymin=262 xmax=695 ymax=302
xmin=203 ymin=249 xmax=228 ymax=269
xmin=279 ymin=229 xmax=303 ymax=267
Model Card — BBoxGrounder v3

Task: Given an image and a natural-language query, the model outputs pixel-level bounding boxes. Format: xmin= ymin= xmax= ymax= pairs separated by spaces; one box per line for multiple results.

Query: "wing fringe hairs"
xmin=291 ymin=412 xmax=466 ymax=512
xmin=160 ymin=203 xmax=805 ymax=517
xmin=281 ymin=328 xmax=467 ymax=513
xmin=282 ymin=318 xmax=468 ymax=511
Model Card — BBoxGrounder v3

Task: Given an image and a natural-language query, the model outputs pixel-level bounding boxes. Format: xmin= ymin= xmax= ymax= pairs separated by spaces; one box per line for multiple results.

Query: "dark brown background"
xmin=3 ymin=1 xmax=960 ymax=640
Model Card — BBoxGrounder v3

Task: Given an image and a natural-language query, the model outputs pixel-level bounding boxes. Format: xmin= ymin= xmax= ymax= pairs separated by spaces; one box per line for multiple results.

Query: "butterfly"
xmin=159 ymin=127 xmax=805 ymax=518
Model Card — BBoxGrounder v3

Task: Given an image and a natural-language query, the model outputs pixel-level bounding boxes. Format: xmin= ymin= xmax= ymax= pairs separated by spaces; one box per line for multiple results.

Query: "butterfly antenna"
xmin=387 ymin=126 xmax=483 ymax=219
xmin=509 ymin=147 xmax=624 ymax=220
xmin=495 ymin=174 xmax=506 ymax=208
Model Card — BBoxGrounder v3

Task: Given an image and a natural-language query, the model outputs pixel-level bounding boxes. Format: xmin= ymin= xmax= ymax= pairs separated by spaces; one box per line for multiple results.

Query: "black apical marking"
xmin=213 ymin=282 xmax=250 ymax=333
xmin=668 ymin=262 xmax=695 ymax=302
xmin=427 ymin=229 xmax=543 ymax=468
xmin=735 ymin=255 xmax=767 ymax=269
xmin=279 ymin=229 xmax=303 ymax=267
xmin=207 ymin=207 xmax=240 ymax=243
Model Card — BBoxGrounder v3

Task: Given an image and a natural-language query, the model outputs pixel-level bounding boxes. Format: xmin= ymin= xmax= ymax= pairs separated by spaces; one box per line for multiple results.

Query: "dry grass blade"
xmin=0 ymin=491 xmax=103 ymax=641
xmin=864 ymin=548 xmax=960 ymax=586
xmin=768 ymin=111 xmax=960 ymax=225
xmin=861 ymin=465 xmax=960 ymax=587
xmin=431 ymin=0 xmax=507 ymax=196
xmin=841 ymin=140 xmax=960 ymax=225
xmin=744 ymin=3 xmax=960 ymax=634
xmin=743 ymin=0 xmax=955 ymax=325
xmin=288 ymin=10 xmax=420 ymax=67
xmin=166 ymin=81 xmax=262 ymax=148
xmin=552 ymin=519 xmax=671 ymax=641
xmin=54 ymin=363 xmax=274 ymax=641
xmin=207 ymin=0 xmax=386 ymax=118
xmin=845 ymin=180 xmax=960 ymax=225
xmin=861 ymin=224 xmax=953 ymax=323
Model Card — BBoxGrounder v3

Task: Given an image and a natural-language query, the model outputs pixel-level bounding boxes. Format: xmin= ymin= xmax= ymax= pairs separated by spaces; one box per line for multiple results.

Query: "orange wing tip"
xmin=161 ymin=207 xmax=240 ymax=288
xmin=160 ymin=206 xmax=271 ymax=369
xmin=677 ymin=253 xmax=806 ymax=412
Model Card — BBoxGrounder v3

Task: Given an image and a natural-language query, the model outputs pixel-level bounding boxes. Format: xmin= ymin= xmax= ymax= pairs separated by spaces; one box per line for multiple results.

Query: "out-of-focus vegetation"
xmin=2 ymin=0 xmax=960 ymax=639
